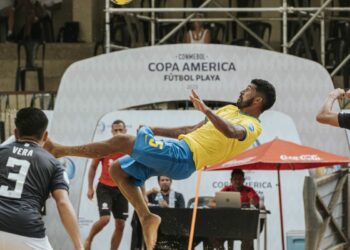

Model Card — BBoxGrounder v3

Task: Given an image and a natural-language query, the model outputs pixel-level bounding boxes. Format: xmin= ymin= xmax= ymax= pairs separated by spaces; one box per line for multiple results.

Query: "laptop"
xmin=215 ymin=191 xmax=241 ymax=208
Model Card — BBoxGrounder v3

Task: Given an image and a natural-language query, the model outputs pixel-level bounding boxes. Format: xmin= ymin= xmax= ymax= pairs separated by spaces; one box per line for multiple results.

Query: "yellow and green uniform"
xmin=118 ymin=105 xmax=261 ymax=186
xmin=179 ymin=105 xmax=262 ymax=170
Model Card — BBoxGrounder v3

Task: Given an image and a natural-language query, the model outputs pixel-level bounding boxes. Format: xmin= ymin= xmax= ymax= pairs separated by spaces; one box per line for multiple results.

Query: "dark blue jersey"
xmin=338 ymin=112 xmax=350 ymax=130
xmin=0 ymin=141 xmax=69 ymax=238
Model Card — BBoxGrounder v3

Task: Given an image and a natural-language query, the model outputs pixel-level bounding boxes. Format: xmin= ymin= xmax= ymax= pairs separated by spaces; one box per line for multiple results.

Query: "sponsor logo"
xmin=102 ymin=203 xmax=109 ymax=210
xmin=280 ymin=154 xmax=321 ymax=161
xmin=212 ymin=181 xmax=272 ymax=189
xmin=221 ymin=156 xmax=256 ymax=168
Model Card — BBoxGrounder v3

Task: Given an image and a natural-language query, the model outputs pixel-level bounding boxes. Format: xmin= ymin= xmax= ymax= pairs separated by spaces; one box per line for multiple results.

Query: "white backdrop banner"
xmin=44 ymin=44 xmax=349 ymax=250
xmin=79 ymin=110 xmax=305 ymax=250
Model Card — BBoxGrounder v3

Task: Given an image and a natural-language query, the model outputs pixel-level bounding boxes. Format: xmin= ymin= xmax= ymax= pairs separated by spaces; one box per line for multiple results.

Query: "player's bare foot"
xmin=140 ymin=213 xmax=161 ymax=250
xmin=84 ymin=237 xmax=91 ymax=250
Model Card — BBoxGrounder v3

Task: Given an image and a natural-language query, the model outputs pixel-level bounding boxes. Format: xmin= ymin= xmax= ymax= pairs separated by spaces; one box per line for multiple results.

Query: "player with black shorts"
xmin=85 ymin=120 xmax=129 ymax=250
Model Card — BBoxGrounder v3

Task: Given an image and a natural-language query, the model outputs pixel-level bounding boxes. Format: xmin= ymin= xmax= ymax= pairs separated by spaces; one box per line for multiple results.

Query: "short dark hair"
xmin=15 ymin=107 xmax=48 ymax=140
xmin=112 ymin=119 xmax=125 ymax=127
xmin=231 ymin=169 xmax=245 ymax=179
xmin=251 ymin=79 xmax=276 ymax=112
xmin=157 ymin=176 xmax=172 ymax=182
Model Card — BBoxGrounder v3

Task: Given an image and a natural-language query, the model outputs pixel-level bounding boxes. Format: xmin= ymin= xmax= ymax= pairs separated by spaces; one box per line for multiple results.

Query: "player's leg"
xmin=109 ymin=160 xmax=161 ymax=250
xmin=84 ymin=183 xmax=112 ymax=250
xmin=110 ymin=219 xmax=125 ymax=250
xmin=44 ymin=134 xmax=136 ymax=159
xmin=110 ymin=187 xmax=128 ymax=250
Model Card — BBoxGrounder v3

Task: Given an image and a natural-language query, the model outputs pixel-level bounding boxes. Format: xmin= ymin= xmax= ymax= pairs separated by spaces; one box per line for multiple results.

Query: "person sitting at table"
xmin=207 ymin=169 xmax=260 ymax=250
xmin=146 ymin=176 xmax=186 ymax=249
xmin=211 ymin=169 xmax=260 ymax=208
xmin=147 ymin=176 xmax=185 ymax=208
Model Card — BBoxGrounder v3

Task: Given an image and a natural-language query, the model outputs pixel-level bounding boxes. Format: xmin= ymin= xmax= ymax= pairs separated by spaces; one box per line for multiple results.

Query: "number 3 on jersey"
xmin=0 ymin=157 xmax=30 ymax=199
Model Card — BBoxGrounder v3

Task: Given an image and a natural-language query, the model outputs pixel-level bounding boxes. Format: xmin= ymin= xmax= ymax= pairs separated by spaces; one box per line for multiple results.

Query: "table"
xmin=130 ymin=207 xmax=268 ymax=250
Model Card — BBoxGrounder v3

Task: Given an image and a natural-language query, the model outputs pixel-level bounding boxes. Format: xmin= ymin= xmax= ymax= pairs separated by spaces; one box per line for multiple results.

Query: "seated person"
xmin=184 ymin=12 xmax=211 ymax=44
xmin=208 ymin=169 xmax=260 ymax=250
xmin=15 ymin=0 xmax=61 ymax=41
xmin=15 ymin=0 xmax=45 ymax=40
xmin=147 ymin=176 xmax=185 ymax=208
xmin=209 ymin=169 xmax=259 ymax=208
xmin=37 ymin=0 xmax=62 ymax=17
xmin=146 ymin=176 xmax=186 ymax=249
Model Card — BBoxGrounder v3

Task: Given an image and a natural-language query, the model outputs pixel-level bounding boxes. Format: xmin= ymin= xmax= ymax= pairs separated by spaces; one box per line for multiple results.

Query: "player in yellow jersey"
xmin=45 ymin=79 xmax=276 ymax=250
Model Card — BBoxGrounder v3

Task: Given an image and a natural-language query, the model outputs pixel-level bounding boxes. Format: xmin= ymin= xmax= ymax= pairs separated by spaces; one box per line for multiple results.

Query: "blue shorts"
xmin=117 ymin=127 xmax=196 ymax=186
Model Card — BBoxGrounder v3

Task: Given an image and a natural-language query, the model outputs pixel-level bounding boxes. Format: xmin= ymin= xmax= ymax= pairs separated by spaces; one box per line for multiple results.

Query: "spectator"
xmin=15 ymin=0 xmax=45 ymax=40
xmin=0 ymin=0 xmax=15 ymax=40
xmin=15 ymin=0 xmax=60 ymax=41
xmin=147 ymin=176 xmax=185 ymax=208
xmin=208 ymin=169 xmax=260 ymax=250
xmin=37 ymin=0 xmax=62 ymax=17
xmin=184 ymin=13 xmax=211 ymax=44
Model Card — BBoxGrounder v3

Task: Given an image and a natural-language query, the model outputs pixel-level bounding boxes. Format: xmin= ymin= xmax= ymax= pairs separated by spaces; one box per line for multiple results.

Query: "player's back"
xmin=0 ymin=141 xmax=68 ymax=238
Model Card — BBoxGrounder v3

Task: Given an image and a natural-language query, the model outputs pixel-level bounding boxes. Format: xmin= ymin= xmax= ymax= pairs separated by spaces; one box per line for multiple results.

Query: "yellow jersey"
xmin=179 ymin=105 xmax=262 ymax=170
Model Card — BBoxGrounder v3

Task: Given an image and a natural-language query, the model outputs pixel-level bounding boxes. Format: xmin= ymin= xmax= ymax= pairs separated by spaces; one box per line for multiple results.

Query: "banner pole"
xmin=188 ymin=169 xmax=203 ymax=250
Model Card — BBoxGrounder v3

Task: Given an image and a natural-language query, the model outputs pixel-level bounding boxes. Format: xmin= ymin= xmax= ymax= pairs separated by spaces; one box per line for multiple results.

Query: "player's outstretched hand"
xmin=190 ymin=90 xmax=209 ymax=114
xmin=329 ymin=88 xmax=346 ymax=100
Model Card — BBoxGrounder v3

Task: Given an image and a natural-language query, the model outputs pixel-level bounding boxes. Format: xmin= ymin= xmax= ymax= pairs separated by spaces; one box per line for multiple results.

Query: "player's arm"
xmin=316 ymin=88 xmax=345 ymax=127
xmin=150 ymin=120 xmax=207 ymax=138
xmin=190 ymin=90 xmax=246 ymax=140
xmin=52 ymin=189 xmax=83 ymax=250
xmin=87 ymin=159 xmax=100 ymax=200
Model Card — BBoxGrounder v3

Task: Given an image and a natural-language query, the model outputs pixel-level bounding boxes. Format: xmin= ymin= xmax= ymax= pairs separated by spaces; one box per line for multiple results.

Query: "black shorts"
xmin=96 ymin=182 xmax=128 ymax=220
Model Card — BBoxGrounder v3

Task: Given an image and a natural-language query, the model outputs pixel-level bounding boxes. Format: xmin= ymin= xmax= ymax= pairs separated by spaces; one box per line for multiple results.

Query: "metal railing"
xmin=0 ymin=91 xmax=57 ymax=142
xmin=104 ymin=0 xmax=350 ymax=76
